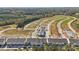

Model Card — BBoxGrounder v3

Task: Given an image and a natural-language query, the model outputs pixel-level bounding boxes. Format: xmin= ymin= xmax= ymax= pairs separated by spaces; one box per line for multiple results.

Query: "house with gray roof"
xmin=26 ymin=38 xmax=47 ymax=47
xmin=6 ymin=38 xmax=26 ymax=48
xmin=47 ymin=38 xmax=68 ymax=45
xmin=0 ymin=37 xmax=6 ymax=48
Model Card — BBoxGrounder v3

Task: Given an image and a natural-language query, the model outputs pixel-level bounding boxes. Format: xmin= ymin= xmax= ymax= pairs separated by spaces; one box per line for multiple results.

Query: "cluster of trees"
xmin=17 ymin=16 xmax=41 ymax=29
xmin=0 ymin=7 xmax=79 ymax=27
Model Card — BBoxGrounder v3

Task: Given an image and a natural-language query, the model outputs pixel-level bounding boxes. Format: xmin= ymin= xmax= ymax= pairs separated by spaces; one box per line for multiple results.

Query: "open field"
xmin=25 ymin=17 xmax=53 ymax=29
xmin=2 ymin=29 xmax=34 ymax=37
xmin=71 ymin=20 xmax=79 ymax=32
xmin=1 ymin=15 xmax=78 ymax=39
xmin=0 ymin=24 xmax=16 ymax=31
xmin=61 ymin=16 xmax=77 ymax=38
xmin=50 ymin=15 xmax=67 ymax=38
xmin=24 ymin=18 xmax=44 ymax=29
xmin=40 ymin=17 xmax=53 ymax=26
xmin=1 ymin=17 xmax=53 ymax=37
xmin=61 ymin=16 xmax=74 ymax=30
xmin=71 ymin=19 xmax=79 ymax=36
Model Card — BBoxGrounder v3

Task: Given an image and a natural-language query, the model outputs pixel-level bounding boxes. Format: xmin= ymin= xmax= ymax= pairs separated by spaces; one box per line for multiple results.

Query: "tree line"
xmin=0 ymin=7 xmax=79 ymax=27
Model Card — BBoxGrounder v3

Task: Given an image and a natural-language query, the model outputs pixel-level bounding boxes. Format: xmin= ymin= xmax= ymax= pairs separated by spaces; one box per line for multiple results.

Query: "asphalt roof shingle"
xmin=27 ymin=38 xmax=47 ymax=45
xmin=48 ymin=38 xmax=68 ymax=44
xmin=7 ymin=38 xmax=26 ymax=44
xmin=0 ymin=37 xmax=6 ymax=45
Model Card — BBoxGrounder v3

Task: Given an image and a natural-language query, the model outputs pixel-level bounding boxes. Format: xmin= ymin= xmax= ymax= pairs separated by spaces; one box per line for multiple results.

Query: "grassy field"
xmin=71 ymin=20 xmax=79 ymax=34
xmin=61 ymin=16 xmax=74 ymax=30
xmin=0 ymin=24 xmax=16 ymax=31
xmin=40 ymin=17 xmax=53 ymax=26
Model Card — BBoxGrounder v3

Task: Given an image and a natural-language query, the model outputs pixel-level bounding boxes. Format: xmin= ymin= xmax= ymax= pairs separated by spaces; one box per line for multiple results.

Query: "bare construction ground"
xmin=1 ymin=19 xmax=45 ymax=38
xmin=50 ymin=15 xmax=66 ymax=38
xmin=1 ymin=17 xmax=54 ymax=38
xmin=61 ymin=16 xmax=76 ymax=39
xmin=0 ymin=24 xmax=16 ymax=31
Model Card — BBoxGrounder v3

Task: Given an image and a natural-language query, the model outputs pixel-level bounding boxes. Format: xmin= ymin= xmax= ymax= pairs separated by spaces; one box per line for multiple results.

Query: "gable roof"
xmin=27 ymin=38 xmax=47 ymax=45
xmin=48 ymin=38 xmax=68 ymax=44
xmin=0 ymin=37 xmax=6 ymax=45
xmin=7 ymin=38 xmax=26 ymax=44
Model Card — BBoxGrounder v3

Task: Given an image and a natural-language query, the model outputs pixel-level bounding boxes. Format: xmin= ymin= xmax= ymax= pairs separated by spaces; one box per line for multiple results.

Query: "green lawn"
xmin=71 ymin=20 xmax=79 ymax=32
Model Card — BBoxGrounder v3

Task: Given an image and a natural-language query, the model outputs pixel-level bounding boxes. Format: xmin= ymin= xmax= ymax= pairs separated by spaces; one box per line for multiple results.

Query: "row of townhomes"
xmin=0 ymin=36 xmax=79 ymax=48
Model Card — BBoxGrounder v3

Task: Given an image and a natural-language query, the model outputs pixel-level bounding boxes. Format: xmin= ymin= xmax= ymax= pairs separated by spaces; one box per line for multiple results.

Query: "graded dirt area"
xmin=71 ymin=20 xmax=79 ymax=35
xmin=61 ymin=16 xmax=74 ymax=31
xmin=50 ymin=15 xmax=66 ymax=38
xmin=0 ymin=24 xmax=16 ymax=31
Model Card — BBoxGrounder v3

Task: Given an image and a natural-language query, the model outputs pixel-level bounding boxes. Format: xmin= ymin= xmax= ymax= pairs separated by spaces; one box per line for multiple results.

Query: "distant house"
xmin=36 ymin=26 xmax=46 ymax=37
